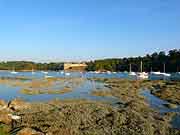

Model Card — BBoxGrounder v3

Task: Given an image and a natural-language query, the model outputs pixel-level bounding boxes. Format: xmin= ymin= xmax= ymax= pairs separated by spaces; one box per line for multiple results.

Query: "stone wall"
xmin=64 ymin=63 xmax=87 ymax=71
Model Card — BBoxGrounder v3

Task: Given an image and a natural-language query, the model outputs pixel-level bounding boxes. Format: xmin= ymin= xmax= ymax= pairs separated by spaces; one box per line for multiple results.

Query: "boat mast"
xmin=140 ymin=61 xmax=143 ymax=73
xmin=12 ymin=67 xmax=15 ymax=72
xmin=129 ymin=64 xmax=132 ymax=72
xmin=163 ymin=63 xmax=166 ymax=73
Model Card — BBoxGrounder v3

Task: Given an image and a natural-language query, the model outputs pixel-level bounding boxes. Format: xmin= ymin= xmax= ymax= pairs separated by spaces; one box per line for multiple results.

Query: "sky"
xmin=0 ymin=0 xmax=179 ymax=62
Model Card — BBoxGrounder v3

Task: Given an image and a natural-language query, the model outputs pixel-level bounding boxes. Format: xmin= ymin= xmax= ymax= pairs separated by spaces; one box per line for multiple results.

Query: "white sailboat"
xmin=42 ymin=71 xmax=48 ymax=74
xmin=31 ymin=68 xmax=35 ymax=74
xmin=129 ymin=64 xmax=136 ymax=76
xmin=60 ymin=71 xmax=64 ymax=74
xmin=162 ymin=63 xmax=171 ymax=77
xmin=65 ymin=72 xmax=71 ymax=76
xmin=151 ymin=71 xmax=162 ymax=75
xmin=137 ymin=61 xmax=148 ymax=79
xmin=44 ymin=75 xmax=53 ymax=78
xmin=94 ymin=71 xmax=101 ymax=74
xmin=106 ymin=71 xmax=112 ymax=74
xmin=11 ymin=67 xmax=18 ymax=74
xmin=151 ymin=64 xmax=170 ymax=77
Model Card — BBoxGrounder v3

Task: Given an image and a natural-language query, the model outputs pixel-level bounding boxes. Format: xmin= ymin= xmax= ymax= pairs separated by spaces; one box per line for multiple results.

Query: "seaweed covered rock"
xmin=0 ymin=111 xmax=12 ymax=125
xmin=16 ymin=128 xmax=44 ymax=135
xmin=8 ymin=98 xmax=30 ymax=111
xmin=0 ymin=99 xmax=7 ymax=110
xmin=12 ymin=100 xmax=174 ymax=135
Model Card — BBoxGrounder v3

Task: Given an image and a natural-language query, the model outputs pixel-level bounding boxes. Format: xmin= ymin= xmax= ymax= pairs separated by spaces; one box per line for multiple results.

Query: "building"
xmin=63 ymin=63 xmax=87 ymax=71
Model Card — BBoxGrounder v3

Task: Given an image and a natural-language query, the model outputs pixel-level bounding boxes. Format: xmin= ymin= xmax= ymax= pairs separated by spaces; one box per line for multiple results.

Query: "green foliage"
xmin=0 ymin=61 xmax=64 ymax=71
xmin=86 ymin=49 xmax=180 ymax=72
xmin=0 ymin=124 xmax=9 ymax=135
xmin=0 ymin=49 xmax=179 ymax=72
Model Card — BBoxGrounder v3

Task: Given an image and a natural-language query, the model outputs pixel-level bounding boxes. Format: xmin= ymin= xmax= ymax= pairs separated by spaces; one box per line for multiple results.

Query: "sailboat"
xmin=31 ymin=68 xmax=35 ymax=74
xmin=129 ymin=64 xmax=136 ymax=76
xmin=41 ymin=71 xmax=48 ymax=74
xmin=60 ymin=71 xmax=64 ymax=74
xmin=177 ymin=67 xmax=180 ymax=74
xmin=106 ymin=71 xmax=112 ymax=74
xmin=65 ymin=72 xmax=71 ymax=76
xmin=161 ymin=63 xmax=171 ymax=77
xmin=44 ymin=75 xmax=53 ymax=78
xmin=150 ymin=64 xmax=171 ymax=80
xmin=137 ymin=61 xmax=148 ymax=79
xmin=10 ymin=67 xmax=18 ymax=74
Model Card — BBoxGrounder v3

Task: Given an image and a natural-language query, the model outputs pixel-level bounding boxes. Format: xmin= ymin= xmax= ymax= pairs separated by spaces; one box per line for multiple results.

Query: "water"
xmin=0 ymin=85 xmax=21 ymax=101
xmin=0 ymin=71 xmax=129 ymax=79
xmin=141 ymin=90 xmax=180 ymax=113
xmin=0 ymin=77 xmax=119 ymax=104
xmin=141 ymin=90 xmax=180 ymax=129
xmin=0 ymin=70 xmax=179 ymax=102
xmin=0 ymin=71 xmax=179 ymax=129
xmin=171 ymin=115 xmax=180 ymax=130
xmin=0 ymin=71 xmax=128 ymax=102
xmin=0 ymin=70 xmax=179 ymax=80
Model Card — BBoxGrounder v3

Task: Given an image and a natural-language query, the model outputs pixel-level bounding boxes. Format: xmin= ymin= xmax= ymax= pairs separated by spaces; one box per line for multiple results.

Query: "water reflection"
xmin=0 ymin=71 xmax=179 ymax=80
xmin=0 ymin=78 xmax=118 ymax=104
xmin=141 ymin=90 xmax=180 ymax=129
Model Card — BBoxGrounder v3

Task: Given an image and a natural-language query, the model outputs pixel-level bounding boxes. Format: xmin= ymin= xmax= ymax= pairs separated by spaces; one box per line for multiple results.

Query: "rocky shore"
xmin=0 ymin=98 xmax=176 ymax=135
xmin=0 ymin=78 xmax=179 ymax=135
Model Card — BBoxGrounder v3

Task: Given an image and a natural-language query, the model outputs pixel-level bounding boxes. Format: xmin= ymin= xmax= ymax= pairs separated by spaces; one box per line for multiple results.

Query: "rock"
xmin=45 ymin=133 xmax=53 ymax=135
xmin=0 ymin=99 xmax=6 ymax=106
xmin=0 ymin=99 xmax=7 ymax=110
xmin=8 ymin=114 xmax=21 ymax=120
xmin=16 ymin=128 xmax=44 ymax=135
xmin=163 ymin=103 xmax=178 ymax=109
xmin=8 ymin=98 xmax=30 ymax=111
xmin=0 ymin=111 xmax=12 ymax=125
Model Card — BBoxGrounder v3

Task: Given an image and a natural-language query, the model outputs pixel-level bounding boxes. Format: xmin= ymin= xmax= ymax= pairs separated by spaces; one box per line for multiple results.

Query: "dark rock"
xmin=8 ymin=98 xmax=30 ymax=111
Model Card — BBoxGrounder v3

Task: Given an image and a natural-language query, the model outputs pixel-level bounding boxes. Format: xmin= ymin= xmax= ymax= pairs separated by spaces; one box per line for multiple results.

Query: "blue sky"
xmin=0 ymin=0 xmax=179 ymax=62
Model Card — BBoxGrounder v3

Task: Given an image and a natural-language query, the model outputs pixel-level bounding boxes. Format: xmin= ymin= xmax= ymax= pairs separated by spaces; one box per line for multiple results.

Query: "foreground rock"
xmin=163 ymin=103 xmax=178 ymax=109
xmin=10 ymin=99 xmax=179 ymax=135
xmin=8 ymin=98 xmax=30 ymax=111
xmin=0 ymin=99 xmax=7 ymax=110
xmin=0 ymin=110 xmax=12 ymax=125
xmin=149 ymin=81 xmax=180 ymax=105
xmin=16 ymin=128 xmax=44 ymax=135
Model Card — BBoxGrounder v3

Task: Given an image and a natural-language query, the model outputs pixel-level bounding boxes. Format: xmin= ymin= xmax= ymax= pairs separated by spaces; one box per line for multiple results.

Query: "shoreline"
xmin=0 ymin=77 xmax=179 ymax=135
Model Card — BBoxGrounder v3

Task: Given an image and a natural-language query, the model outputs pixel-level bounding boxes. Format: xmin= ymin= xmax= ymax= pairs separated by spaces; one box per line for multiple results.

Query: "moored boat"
xmin=137 ymin=61 xmax=149 ymax=79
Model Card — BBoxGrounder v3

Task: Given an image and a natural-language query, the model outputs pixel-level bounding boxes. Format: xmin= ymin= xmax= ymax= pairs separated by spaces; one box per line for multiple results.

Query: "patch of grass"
xmin=20 ymin=87 xmax=73 ymax=95
xmin=0 ymin=124 xmax=10 ymax=135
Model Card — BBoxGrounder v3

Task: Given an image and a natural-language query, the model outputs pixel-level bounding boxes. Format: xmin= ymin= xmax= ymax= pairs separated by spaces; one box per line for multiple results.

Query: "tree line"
xmin=0 ymin=61 xmax=64 ymax=71
xmin=0 ymin=49 xmax=179 ymax=72
xmin=86 ymin=49 xmax=180 ymax=73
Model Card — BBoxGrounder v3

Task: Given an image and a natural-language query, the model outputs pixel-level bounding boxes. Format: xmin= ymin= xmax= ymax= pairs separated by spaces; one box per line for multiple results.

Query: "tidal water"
xmin=0 ymin=70 xmax=179 ymax=80
xmin=0 ymin=71 xmax=179 ymax=129
xmin=0 ymin=70 xmax=179 ymax=102
xmin=0 ymin=77 xmax=118 ymax=103
xmin=141 ymin=90 xmax=180 ymax=130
